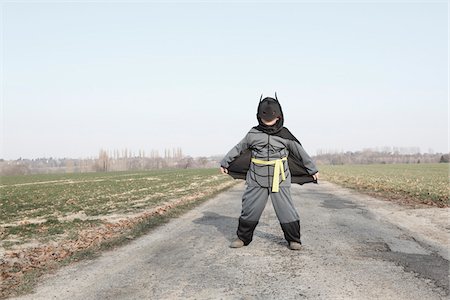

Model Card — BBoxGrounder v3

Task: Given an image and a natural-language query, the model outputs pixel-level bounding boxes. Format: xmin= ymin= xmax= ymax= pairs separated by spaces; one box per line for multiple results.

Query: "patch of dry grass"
xmin=318 ymin=163 xmax=449 ymax=207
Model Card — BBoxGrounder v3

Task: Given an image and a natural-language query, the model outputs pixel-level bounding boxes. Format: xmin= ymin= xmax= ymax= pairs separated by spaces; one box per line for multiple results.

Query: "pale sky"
xmin=1 ymin=1 xmax=448 ymax=159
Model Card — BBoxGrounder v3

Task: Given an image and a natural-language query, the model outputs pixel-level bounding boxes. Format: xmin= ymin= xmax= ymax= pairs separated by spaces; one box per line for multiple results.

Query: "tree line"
xmin=0 ymin=148 xmax=216 ymax=176
xmin=0 ymin=148 xmax=448 ymax=176
xmin=314 ymin=150 xmax=448 ymax=165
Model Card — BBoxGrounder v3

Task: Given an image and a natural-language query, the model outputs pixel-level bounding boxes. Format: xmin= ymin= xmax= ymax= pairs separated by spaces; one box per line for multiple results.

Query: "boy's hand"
xmin=312 ymin=172 xmax=319 ymax=181
xmin=220 ymin=167 xmax=229 ymax=174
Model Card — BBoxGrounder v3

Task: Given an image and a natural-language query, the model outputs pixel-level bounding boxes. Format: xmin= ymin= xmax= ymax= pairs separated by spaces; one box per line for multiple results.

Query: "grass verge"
xmin=318 ymin=163 xmax=449 ymax=207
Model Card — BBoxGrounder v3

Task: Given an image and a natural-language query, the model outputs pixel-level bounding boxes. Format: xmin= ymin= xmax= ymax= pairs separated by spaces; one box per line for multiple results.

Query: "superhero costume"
xmin=221 ymin=94 xmax=318 ymax=245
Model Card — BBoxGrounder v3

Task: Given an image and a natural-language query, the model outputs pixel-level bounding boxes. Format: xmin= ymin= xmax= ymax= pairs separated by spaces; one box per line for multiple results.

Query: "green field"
xmin=318 ymin=163 xmax=449 ymax=207
xmin=0 ymin=169 xmax=234 ymax=248
xmin=0 ymin=168 xmax=236 ymax=297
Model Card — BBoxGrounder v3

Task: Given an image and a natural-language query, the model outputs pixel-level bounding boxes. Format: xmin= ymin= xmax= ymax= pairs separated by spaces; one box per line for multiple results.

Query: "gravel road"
xmin=13 ymin=181 xmax=449 ymax=300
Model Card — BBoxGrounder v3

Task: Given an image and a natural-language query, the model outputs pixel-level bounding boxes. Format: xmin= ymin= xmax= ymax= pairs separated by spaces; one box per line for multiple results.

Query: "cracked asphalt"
xmin=12 ymin=181 xmax=449 ymax=299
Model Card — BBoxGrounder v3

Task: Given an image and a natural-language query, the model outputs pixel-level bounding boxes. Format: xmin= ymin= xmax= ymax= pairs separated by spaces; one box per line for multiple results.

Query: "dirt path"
xmin=12 ymin=181 xmax=449 ymax=299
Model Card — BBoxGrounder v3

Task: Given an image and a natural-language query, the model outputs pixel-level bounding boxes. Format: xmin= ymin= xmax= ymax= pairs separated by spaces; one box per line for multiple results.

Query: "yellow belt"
xmin=251 ymin=157 xmax=288 ymax=193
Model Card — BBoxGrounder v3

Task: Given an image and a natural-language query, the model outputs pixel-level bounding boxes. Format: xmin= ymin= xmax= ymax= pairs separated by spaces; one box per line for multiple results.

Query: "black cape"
xmin=227 ymin=127 xmax=318 ymax=185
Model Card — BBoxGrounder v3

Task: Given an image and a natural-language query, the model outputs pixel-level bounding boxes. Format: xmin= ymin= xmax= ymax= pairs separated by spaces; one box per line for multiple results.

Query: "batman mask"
xmin=255 ymin=94 xmax=284 ymax=134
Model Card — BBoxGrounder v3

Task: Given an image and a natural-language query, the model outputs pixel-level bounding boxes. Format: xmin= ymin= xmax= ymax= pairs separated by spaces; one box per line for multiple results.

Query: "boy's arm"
xmin=287 ymin=139 xmax=319 ymax=175
xmin=220 ymin=134 xmax=250 ymax=169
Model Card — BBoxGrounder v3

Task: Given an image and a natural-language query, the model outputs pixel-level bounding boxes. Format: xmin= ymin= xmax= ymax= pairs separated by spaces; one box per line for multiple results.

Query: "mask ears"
xmin=260 ymin=94 xmax=263 ymax=102
xmin=274 ymin=92 xmax=278 ymax=101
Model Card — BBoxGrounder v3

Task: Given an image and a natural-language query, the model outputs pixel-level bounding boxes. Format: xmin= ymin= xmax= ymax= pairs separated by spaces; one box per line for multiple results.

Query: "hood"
xmin=255 ymin=93 xmax=284 ymax=134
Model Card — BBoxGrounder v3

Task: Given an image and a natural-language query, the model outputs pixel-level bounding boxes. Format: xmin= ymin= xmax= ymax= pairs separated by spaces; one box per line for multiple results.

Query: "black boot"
xmin=237 ymin=217 xmax=258 ymax=245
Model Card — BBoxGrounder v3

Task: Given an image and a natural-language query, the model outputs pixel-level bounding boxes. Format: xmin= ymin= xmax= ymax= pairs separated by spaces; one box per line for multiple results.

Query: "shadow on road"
xmin=254 ymin=229 xmax=287 ymax=246
xmin=193 ymin=212 xmax=236 ymax=242
xmin=193 ymin=211 xmax=286 ymax=246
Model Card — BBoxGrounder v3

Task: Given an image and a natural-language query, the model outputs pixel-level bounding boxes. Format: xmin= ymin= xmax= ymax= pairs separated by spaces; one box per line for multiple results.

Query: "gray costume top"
xmin=220 ymin=128 xmax=318 ymax=188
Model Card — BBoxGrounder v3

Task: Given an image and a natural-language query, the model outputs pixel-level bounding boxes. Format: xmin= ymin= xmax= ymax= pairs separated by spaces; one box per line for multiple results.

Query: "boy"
xmin=220 ymin=94 xmax=319 ymax=250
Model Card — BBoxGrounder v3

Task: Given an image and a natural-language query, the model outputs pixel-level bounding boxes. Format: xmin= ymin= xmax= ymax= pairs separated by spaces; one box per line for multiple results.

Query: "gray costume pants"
xmin=237 ymin=186 xmax=301 ymax=245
